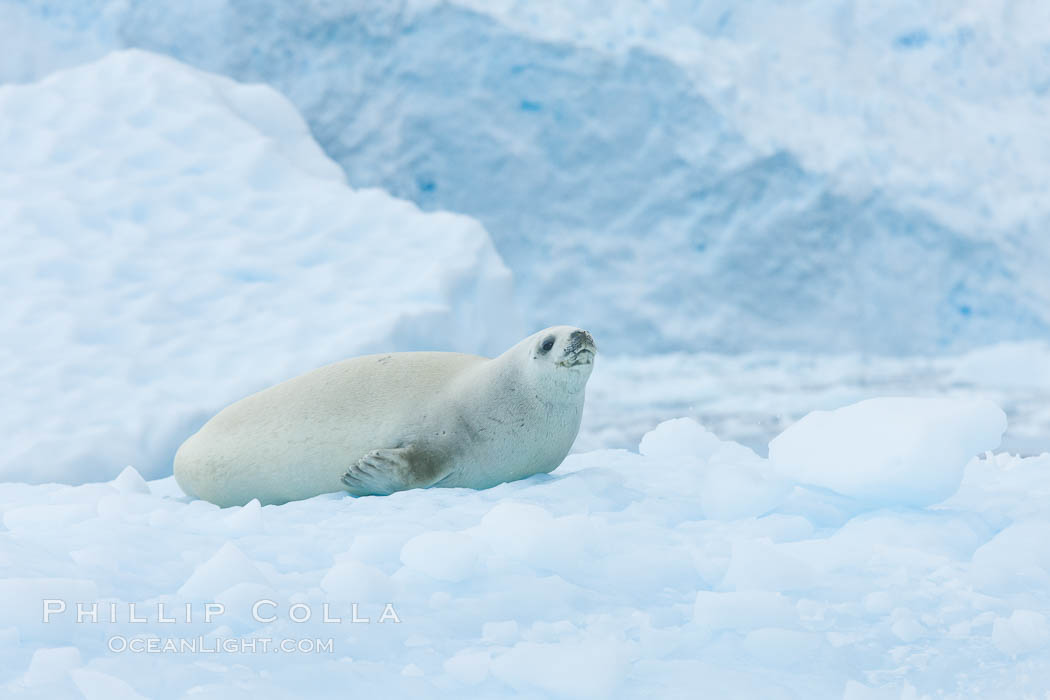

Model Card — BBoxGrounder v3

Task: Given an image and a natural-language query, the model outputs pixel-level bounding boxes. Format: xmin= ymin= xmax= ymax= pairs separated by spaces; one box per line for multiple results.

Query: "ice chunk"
xmin=223 ymin=498 xmax=262 ymax=532
xmin=721 ymin=539 xmax=815 ymax=592
xmin=992 ymin=610 xmax=1049 ymax=657
xmin=111 ymin=466 xmax=151 ymax=495
xmin=742 ymin=627 xmax=824 ymax=667
xmin=472 ymin=501 xmax=555 ymax=564
xmin=489 ymin=639 xmax=627 ymax=699
xmin=400 ymin=532 xmax=481 ymax=583
xmin=769 ymin=398 xmax=1007 ymax=506
xmin=212 ymin=582 xmax=280 ymax=627
xmin=320 ymin=560 xmax=396 ymax=604
xmin=443 ymin=649 xmax=491 ymax=685
xmin=693 ymin=590 xmax=798 ymax=630
xmin=482 ymin=621 xmax=520 ymax=645
xmin=890 ymin=610 xmax=926 ymax=643
xmin=0 ymin=578 xmax=98 ymax=640
xmin=970 ymin=521 xmax=1050 ymax=594
xmin=699 ymin=461 xmax=791 ymax=521
xmin=639 ymin=418 xmax=723 ymax=461
xmin=23 ymin=646 xmax=82 ymax=686
xmin=70 ymin=668 xmax=148 ymax=700
xmin=176 ymin=542 xmax=268 ymax=599
xmin=843 ymin=680 xmax=920 ymax=700
xmin=3 ymin=503 xmax=95 ymax=531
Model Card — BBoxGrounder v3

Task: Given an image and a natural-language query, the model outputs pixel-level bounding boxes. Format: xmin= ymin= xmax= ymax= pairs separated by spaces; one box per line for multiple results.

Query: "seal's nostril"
xmin=569 ymin=329 xmax=596 ymax=350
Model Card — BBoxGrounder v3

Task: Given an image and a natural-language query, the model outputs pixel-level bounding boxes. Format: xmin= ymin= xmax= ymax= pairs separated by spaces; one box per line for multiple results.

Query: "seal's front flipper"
xmin=340 ymin=446 xmax=447 ymax=497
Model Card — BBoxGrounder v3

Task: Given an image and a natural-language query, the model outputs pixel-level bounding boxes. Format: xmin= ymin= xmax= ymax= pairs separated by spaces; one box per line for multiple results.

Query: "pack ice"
xmin=4 ymin=369 xmax=1048 ymax=697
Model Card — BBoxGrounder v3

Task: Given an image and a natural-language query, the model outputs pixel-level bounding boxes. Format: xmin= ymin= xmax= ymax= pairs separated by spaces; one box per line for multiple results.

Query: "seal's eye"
xmin=539 ymin=336 xmax=555 ymax=354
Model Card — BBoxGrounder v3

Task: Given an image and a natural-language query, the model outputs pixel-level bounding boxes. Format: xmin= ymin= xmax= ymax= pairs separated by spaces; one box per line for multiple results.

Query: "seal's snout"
xmin=559 ymin=329 xmax=597 ymax=369
xmin=568 ymin=329 xmax=597 ymax=352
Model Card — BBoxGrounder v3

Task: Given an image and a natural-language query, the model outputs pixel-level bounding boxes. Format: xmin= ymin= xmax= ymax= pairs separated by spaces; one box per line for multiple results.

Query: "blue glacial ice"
xmin=2 ymin=0 xmax=1049 ymax=354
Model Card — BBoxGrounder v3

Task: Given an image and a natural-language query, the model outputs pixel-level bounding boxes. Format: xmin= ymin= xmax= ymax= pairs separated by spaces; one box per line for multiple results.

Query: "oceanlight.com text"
xmin=107 ymin=635 xmax=335 ymax=654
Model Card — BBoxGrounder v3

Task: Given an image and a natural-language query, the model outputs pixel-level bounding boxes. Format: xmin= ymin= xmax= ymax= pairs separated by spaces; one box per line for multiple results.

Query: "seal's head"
xmin=524 ymin=325 xmax=597 ymax=390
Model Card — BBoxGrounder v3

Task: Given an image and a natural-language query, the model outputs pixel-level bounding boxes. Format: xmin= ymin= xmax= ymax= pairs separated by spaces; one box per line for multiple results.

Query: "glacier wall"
xmin=2 ymin=0 xmax=1049 ymax=354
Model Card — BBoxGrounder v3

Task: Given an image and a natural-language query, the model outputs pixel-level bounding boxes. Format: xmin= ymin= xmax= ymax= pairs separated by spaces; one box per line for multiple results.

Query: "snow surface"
xmin=3 ymin=403 xmax=1049 ymax=698
xmin=2 ymin=0 xmax=1049 ymax=354
xmin=0 ymin=50 xmax=517 ymax=485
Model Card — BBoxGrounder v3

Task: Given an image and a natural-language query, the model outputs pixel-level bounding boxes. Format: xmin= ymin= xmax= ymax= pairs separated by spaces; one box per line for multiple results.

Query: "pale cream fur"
xmin=174 ymin=326 xmax=596 ymax=506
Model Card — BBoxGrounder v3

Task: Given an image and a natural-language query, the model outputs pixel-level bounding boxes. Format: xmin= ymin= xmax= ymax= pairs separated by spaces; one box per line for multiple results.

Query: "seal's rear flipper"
xmin=341 ymin=447 xmax=422 ymax=497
